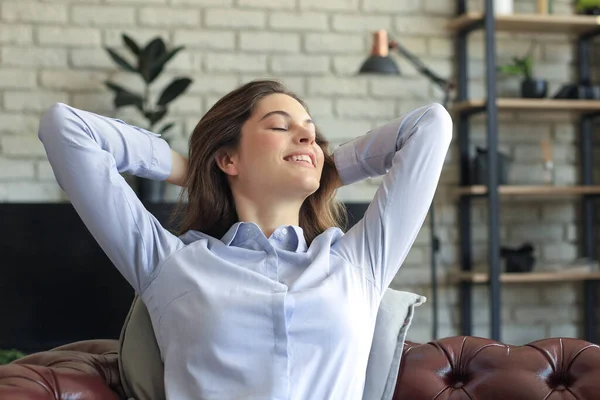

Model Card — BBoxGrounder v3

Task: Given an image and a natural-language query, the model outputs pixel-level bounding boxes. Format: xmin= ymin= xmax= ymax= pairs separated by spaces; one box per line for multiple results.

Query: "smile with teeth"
xmin=284 ymin=155 xmax=313 ymax=167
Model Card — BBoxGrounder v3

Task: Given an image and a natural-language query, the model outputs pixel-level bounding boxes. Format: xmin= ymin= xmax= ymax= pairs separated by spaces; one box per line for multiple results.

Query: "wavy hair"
xmin=170 ymin=79 xmax=347 ymax=246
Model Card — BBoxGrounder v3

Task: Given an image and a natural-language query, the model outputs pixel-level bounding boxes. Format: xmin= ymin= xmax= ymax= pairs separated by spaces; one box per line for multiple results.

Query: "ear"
xmin=215 ymin=148 xmax=239 ymax=177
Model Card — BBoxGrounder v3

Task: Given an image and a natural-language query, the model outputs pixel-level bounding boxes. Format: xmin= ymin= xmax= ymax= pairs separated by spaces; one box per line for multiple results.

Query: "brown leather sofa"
xmin=1 ymin=336 xmax=599 ymax=399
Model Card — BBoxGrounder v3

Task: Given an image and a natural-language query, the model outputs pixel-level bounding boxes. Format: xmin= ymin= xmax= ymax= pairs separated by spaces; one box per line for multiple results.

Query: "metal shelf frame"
xmin=453 ymin=0 xmax=600 ymax=343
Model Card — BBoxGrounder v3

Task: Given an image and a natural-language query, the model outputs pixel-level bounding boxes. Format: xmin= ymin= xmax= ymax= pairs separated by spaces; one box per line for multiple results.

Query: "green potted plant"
xmin=498 ymin=43 xmax=547 ymax=99
xmin=104 ymin=34 xmax=193 ymax=203
xmin=575 ymin=0 xmax=600 ymax=15
xmin=0 ymin=348 xmax=26 ymax=365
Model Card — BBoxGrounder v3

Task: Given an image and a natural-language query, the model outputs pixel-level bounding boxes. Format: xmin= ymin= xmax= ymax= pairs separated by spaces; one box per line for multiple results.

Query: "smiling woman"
xmin=171 ymin=79 xmax=345 ymax=243
xmin=37 ymin=78 xmax=451 ymax=400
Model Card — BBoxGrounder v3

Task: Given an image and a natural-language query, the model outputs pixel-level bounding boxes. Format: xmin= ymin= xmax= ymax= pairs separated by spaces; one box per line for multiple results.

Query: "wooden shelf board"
xmin=456 ymin=185 xmax=600 ymax=196
xmin=447 ymin=12 xmax=600 ymax=34
xmin=456 ymin=271 xmax=600 ymax=283
xmin=452 ymin=98 xmax=600 ymax=114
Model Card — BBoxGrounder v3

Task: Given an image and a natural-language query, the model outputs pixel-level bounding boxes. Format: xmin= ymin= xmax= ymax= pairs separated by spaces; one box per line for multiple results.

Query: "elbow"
xmin=426 ymin=102 xmax=453 ymax=145
xmin=38 ymin=102 xmax=70 ymax=143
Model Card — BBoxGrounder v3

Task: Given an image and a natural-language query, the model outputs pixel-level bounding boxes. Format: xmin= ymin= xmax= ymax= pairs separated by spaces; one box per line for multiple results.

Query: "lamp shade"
xmin=358 ymin=30 xmax=400 ymax=75
xmin=358 ymin=55 xmax=400 ymax=75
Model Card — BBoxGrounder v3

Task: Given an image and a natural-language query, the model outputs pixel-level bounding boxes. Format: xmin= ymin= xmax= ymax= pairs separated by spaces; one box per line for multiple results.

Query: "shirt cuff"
xmin=333 ymin=139 xmax=365 ymax=187
xmin=147 ymin=133 xmax=172 ymax=181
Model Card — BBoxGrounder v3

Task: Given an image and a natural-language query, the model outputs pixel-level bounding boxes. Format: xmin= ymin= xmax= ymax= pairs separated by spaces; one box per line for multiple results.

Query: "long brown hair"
xmin=170 ymin=79 xmax=348 ymax=246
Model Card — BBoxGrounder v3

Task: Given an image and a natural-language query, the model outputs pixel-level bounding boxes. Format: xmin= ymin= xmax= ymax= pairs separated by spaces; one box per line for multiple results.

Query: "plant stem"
xmin=144 ymin=83 xmax=152 ymax=129
xmin=144 ymin=84 xmax=150 ymax=113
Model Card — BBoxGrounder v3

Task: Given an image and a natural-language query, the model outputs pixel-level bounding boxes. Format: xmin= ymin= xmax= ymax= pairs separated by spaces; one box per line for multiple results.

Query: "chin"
xmin=287 ymin=180 xmax=319 ymax=198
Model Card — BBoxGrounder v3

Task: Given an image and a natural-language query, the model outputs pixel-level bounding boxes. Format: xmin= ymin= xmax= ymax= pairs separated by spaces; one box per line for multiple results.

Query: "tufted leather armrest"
xmin=394 ymin=336 xmax=600 ymax=400
xmin=3 ymin=336 xmax=600 ymax=400
xmin=0 ymin=339 xmax=123 ymax=400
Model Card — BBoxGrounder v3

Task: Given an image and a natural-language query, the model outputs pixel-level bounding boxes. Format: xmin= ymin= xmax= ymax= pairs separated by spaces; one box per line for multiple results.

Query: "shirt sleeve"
xmin=331 ymin=103 xmax=452 ymax=294
xmin=38 ymin=103 xmax=184 ymax=293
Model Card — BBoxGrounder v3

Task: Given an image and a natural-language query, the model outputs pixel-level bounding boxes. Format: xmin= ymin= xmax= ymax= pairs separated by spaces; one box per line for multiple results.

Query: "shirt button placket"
xmin=262 ymin=239 xmax=279 ymax=281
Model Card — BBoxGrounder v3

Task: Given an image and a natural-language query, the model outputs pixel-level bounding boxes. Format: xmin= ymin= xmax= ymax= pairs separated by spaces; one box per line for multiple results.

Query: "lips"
xmin=285 ymin=158 xmax=314 ymax=168
xmin=283 ymin=151 xmax=316 ymax=167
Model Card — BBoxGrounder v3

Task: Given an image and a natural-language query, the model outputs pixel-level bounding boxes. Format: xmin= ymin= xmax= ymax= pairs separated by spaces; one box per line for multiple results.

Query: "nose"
xmin=295 ymin=125 xmax=316 ymax=145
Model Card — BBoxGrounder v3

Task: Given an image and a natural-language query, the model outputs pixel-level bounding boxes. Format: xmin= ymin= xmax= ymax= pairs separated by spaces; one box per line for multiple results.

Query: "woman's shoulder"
xmin=177 ymin=229 xmax=217 ymax=246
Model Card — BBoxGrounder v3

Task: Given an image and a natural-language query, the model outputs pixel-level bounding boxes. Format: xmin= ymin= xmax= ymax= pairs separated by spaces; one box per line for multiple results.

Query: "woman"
xmin=38 ymin=79 xmax=452 ymax=399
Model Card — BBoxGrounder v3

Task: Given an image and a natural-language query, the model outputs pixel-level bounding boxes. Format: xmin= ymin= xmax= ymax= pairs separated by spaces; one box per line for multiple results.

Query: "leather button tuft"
xmin=549 ymin=372 xmax=574 ymax=390
xmin=448 ymin=372 xmax=468 ymax=389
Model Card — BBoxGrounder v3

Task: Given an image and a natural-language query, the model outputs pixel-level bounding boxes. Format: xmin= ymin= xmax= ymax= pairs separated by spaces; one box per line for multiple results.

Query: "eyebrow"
xmin=259 ymin=110 xmax=314 ymax=125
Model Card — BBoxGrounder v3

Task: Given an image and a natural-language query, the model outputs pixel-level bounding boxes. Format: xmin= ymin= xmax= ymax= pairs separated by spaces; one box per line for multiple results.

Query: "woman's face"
xmin=222 ymin=93 xmax=325 ymax=201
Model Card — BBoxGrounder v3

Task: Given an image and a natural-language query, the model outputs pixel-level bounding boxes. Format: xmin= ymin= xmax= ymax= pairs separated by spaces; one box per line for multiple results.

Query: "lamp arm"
xmin=390 ymin=40 xmax=453 ymax=92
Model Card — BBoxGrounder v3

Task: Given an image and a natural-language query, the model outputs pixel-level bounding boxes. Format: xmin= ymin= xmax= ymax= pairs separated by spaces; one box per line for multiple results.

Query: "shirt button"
xmin=282 ymin=228 xmax=288 ymax=235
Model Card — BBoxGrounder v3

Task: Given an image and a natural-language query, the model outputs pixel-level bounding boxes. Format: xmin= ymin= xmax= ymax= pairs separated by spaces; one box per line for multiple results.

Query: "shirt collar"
xmin=221 ymin=221 xmax=307 ymax=252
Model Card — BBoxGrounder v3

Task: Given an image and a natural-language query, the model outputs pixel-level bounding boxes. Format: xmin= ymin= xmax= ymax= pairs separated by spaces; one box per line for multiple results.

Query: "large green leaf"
xmin=158 ymin=122 xmax=175 ymax=135
xmin=157 ymin=78 xmax=193 ymax=106
xmin=115 ymin=92 xmax=144 ymax=110
xmin=498 ymin=65 xmax=522 ymax=75
xmin=105 ymin=48 xmax=137 ymax=73
xmin=104 ymin=81 xmax=143 ymax=110
xmin=148 ymin=46 xmax=185 ymax=84
xmin=139 ymin=37 xmax=167 ymax=83
xmin=122 ymin=34 xmax=140 ymax=57
xmin=145 ymin=109 xmax=168 ymax=126
xmin=523 ymin=58 xmax=533 ymax=79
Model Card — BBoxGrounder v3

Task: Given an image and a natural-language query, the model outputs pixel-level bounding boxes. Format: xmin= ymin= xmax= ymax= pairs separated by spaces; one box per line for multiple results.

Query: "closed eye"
xmin=271 ymin=127 xmax=288 ymax=131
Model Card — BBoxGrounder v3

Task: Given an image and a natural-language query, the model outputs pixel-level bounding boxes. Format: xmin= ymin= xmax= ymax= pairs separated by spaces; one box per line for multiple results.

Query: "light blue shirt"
xmin=38 ymin=102 xmax=452 ymax=400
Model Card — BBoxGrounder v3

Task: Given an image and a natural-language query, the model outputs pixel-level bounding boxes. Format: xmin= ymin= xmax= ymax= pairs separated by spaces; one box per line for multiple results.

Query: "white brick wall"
xmin=2 ymin=2 xmax=68 ymax=24
xmin=205 ymin=9 xmax=265 ymax=28
xmin=0 ymin=0 xmax=596 ymax=345
xmin=139 ymin=7 xmax=200 ymax=27
xmin=269 ymin=12 xmax=328 ymax=31
xmin=71 ymin=6 xmax=137 ymax=27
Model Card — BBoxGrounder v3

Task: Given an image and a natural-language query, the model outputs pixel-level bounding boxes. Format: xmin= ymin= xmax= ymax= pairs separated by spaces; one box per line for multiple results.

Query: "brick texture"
xmin=1 ymin=2 xmax=67 ymax=23
xmin=268 ymin=12 xmax=329 ymax=32
xmin=0 ymin=25 xmax=33 ymax=44
xmin=71 ymin=6 xmax=137 ymax=26
xmin=139 ymin=7 xmax=200 ymax=27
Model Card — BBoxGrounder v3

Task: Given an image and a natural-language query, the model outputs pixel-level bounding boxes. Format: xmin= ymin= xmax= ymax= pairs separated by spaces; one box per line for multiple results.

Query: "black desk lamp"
xmin=358 ymin=30 xmax=454 ymax=339
xmin=359 ymin=30 xmax=454 ymax=106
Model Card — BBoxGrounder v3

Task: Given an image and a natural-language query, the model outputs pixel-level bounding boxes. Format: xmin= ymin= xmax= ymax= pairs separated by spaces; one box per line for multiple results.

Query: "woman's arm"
xmin=330 ymin=154 xmax=343 ymax=190
xmin=38 ymin=103 xmax=184 ymax=293
xmin=166 ymin=149 xmax=189 ymax=187
xmin=331 ymin=103 xmax=452 ymax=293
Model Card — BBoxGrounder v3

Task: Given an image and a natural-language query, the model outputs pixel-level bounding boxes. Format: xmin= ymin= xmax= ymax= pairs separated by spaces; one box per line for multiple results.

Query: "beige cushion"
xmin=118 ymin=290 xmax=425 ymax=400
xmin=118 ymin=295 xmax=165 ymax=400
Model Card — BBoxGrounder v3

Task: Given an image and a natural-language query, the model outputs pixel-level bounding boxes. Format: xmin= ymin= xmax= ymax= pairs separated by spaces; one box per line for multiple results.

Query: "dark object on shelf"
xmin=137 ymin=178 xmax=167 ymax=204
xmin=497 ymin=43 xmax=548 ymax=99
xmin=553 ymin=83 xmax=578 ymax=99
xmin=580 ymin=7 xmax=600 ymax=14
xmin=472 ymin=147 xmax=510 ymax=185
xmin=553 ymin=83 xmax=600 ymax=99
xmin=576 ymin=85 xmax=600 ymax=99
xmin=500 ymin=243 xmax=536 ymax=273
xmin=521 ymin=79 xmax=548 ymax=98
xmin=575 ymin=0 xmax=600 ymax=15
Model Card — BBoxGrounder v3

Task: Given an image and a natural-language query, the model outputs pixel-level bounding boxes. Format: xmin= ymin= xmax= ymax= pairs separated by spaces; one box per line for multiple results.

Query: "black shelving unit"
xmin=452 ymin=0 xmax=600 ymax=343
